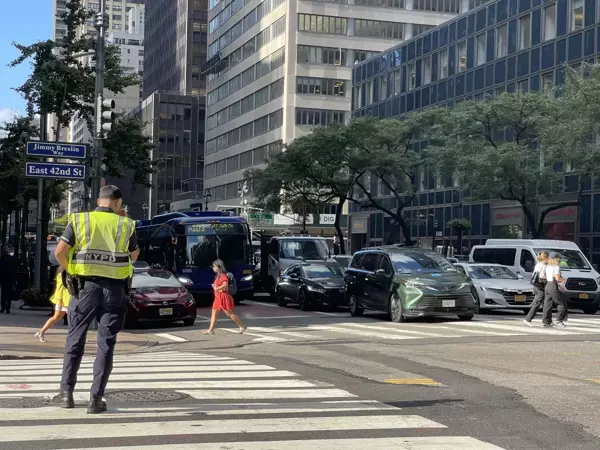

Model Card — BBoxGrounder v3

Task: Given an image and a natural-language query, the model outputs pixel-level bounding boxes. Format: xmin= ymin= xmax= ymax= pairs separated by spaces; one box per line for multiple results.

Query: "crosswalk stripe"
xmin=0 ymin=401 xmax=399 ymax=421
xmin=0 ymin=360 xmax=256 ymax=370
xmin=337 ymin=322 xmax=453 ymax=337
xmin=0 ymin=370 xmax=298 ymax=383
xmin=308 ymin=325 xmax=422 ymax=340
xmin=431 ymin=325 xmax=519 ymax=336
xmin=90 ymin=436 xmax=504 ymax=450
xmin=444 ymin=321 xmax=578 ymax=334
xmin=0 ymin=379 xmax=320 ymax=393
xmin=179 ymin=388 xmax=358 ymax=400
xmin=0 ymin=365 xmax=281 ymax=376
xmin=0 ymin=415 xmax=447 ymax=442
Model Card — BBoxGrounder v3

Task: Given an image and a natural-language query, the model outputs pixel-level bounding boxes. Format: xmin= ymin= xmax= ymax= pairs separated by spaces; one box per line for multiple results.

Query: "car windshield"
xmin=280 ymin=239 xmax=329 ymax=260
xmin=132 ymin=271 xmax=183 ymax=289
xmin=392 ymin=252 xmax=457 ymax=274
xmin=533 ymin=248 xmax=590 ymax=269
xmin=468 ymin=266 xmax=518 ymax=280
xmin=179 ymin=234 xmax=250 ymax=268
xmin=303 ymin=264 xmax=344 ymax=278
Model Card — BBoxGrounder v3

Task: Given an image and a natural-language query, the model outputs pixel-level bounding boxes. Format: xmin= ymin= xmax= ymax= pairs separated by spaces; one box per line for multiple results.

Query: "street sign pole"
xmin=33 ymin=113 xmax=48 ymax=290
xmin=91 ymin=5 xmax=108 ymax=202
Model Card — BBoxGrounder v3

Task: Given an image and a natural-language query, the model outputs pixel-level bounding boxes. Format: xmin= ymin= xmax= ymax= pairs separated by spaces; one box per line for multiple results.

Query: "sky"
xmin=0 ymin=1 xmax=53 ymax=131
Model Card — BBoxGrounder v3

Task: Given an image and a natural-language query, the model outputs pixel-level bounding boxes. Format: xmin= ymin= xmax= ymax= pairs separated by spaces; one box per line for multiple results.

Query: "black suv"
xmin=344 ymin=247 xmax=478 ymax=322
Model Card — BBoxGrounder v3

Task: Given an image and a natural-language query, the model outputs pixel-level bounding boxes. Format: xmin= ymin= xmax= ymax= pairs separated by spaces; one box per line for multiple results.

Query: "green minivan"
xmin=344 ymin=247 xmax=478 ymax=322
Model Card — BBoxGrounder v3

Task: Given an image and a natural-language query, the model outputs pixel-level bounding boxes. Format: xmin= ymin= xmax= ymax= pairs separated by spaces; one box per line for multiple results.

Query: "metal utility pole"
xmin=34 ymin=113 xmax=48 ymax=289
xmin=91 ymin=6 xmax=109 ymax=202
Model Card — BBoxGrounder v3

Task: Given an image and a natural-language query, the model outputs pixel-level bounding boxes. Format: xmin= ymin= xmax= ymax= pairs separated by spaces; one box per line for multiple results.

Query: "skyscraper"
xmin=143 ymin=0 xmax=209 ymax=98
xmin=202 ymin=0 xmax=488 ymax=209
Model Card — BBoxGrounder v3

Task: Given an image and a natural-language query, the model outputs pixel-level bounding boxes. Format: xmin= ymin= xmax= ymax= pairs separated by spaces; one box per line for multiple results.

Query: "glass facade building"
xmin=350 ymin=0 xmax=600 ymax=264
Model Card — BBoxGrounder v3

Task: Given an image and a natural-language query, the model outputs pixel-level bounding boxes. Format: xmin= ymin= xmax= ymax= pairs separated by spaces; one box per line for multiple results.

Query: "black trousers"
xmin=525 ymin=284 xmax=546 ymax=322
xmin=542 ymin=282 xmax=568 ymax=325
xmin=0 ymin=285 xmax=12 ymax=312
xmin=60 ymin=278 xmax=127 ymax=397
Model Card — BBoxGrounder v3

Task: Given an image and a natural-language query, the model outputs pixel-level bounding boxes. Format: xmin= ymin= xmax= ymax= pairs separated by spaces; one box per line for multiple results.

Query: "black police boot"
xmin=51 ymin=391 xmax=75 ymax=408
xmin=87 ymin=396 xmax=107 ymax=414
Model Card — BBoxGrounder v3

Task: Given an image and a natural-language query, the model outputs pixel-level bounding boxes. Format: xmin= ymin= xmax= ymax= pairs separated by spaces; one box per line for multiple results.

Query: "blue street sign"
xmin=26 ymin=141 xmax=87 ymax=159
xmin=25 ymin=162 xmax=86 ymax=180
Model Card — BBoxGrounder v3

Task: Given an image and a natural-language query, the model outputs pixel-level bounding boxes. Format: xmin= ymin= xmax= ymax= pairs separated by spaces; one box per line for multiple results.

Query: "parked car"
xmin=276 ymin=262 xmax=345 ymax=310
xmin=470 ymin=239 xmax=600 ymax=314
xmin=455 ymin=263 xmax=535 ymax=313
xmin=125 ymin=268 xmax=196 ymax=328
xmin=344 ymin=247 xmax=478 ymax=322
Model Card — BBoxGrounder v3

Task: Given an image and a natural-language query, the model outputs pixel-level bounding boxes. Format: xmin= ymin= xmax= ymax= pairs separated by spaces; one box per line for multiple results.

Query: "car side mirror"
xmin=517 ymin=273 xmax=524 ymax=280
xmin=289 ymin=273 xmax=298 ymax=279
xmin=375 ymin=269 xmax=388 ymax=278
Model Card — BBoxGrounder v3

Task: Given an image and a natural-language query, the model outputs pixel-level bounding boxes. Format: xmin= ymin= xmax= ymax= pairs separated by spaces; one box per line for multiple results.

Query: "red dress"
xmin=212 ymin=273 xmax=235 ymax=311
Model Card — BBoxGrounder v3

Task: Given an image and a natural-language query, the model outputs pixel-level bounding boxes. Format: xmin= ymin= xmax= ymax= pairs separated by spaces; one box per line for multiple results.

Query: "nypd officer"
xmin=52 ymin=185 xmax=139 ymax=414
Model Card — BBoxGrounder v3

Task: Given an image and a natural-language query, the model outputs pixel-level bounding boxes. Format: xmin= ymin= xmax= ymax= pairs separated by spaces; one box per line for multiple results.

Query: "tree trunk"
xmin=14 ymin=207 xmax=20 ymax=261
xmin=334 ymin=196 xmax=346 ymax=255
xmin=457 ymin=229 xmax=463 ymax=255
xmin=40 ymin=200 xmax=50 ymax=293
xmin=395 ymin=212 xmax=415 ymax=246
xmin=521 ymin=205 xmax=540 ymax=239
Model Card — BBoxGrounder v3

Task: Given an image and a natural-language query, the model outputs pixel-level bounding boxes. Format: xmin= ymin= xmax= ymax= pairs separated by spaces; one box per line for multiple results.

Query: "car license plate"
xmin=159 ymin=308 xmax=173 ymax=316
xmin=579 ymin=293 xmax=589 ymax=299
xmin=442 ymin=300 xmax=455 ymax=308
xmin=515 ymin=295 xmax=526 ymax=302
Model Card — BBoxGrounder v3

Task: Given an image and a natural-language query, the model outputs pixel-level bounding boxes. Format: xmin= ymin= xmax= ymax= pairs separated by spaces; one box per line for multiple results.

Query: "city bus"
xmin=135 ymin=211 xmax=254 ymax=303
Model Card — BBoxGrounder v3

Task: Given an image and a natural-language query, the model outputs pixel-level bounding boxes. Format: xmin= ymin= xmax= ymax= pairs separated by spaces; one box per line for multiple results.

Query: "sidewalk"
xmin=0 ymin=302 xmax=157 ymax=359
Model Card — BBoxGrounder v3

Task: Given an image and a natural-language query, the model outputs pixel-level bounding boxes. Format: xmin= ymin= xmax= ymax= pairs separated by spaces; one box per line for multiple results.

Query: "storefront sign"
xmin=352 ymin=218 xmax=368 ymax=233
xmin=319 ymin=214 xmax=336 ymax=224
xmin=492 ymin=208 xmax=523 ymax=226
xmin=543 ymin=206 xmax=577 ymax=224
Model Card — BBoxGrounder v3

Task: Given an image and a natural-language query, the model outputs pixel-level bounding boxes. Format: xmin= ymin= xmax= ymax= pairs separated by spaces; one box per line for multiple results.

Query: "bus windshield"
xmin=178 ymin=233 xmax=250 ymax=268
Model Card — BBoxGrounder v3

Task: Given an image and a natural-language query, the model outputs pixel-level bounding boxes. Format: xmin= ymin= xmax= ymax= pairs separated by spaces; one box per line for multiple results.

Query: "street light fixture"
xmin=238 ymin=181 xmax=249 ymax=216
xmin=202 ymin=190 xmax=212 ymax=211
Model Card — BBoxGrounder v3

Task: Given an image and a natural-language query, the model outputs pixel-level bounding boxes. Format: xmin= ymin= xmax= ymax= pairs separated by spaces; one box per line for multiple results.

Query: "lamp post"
xmin=202 ymin=190 xmax=212 ymax=212
xmin=237 ymin=181 xmax=249 ymax=217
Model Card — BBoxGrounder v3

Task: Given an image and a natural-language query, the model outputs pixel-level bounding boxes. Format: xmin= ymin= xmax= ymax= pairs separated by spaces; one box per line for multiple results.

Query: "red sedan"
xmin=125 ymin=268 xmax=196 ymax=328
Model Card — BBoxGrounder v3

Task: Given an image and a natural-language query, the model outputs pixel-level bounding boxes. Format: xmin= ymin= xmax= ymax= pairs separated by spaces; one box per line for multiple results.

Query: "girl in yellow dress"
xmin=34 ymin=268 xmax=70 ymax=343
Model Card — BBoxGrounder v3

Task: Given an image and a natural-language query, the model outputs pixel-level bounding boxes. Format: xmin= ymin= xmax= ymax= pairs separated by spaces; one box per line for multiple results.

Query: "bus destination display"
xmin=187 ymin=223 xmax=244 ymax=234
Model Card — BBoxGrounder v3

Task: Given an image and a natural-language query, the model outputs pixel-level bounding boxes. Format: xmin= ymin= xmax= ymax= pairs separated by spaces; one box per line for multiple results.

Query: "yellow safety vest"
xmin=67 ymin=211 xmax=134 ymax=280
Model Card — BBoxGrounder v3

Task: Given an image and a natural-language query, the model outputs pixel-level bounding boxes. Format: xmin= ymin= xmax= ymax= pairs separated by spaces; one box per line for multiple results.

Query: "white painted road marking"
xmin=154 ymin=332 xmax=189 ymax=342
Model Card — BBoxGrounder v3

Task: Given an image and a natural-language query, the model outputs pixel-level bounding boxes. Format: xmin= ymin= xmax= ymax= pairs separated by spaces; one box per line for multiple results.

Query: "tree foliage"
xmin=428 ymin=92 xmax=565 ymax=238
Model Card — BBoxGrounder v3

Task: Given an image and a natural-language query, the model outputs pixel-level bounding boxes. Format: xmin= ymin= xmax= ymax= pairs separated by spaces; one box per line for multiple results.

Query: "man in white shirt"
xmin=541 ymin=252 xmax=568 ymax=327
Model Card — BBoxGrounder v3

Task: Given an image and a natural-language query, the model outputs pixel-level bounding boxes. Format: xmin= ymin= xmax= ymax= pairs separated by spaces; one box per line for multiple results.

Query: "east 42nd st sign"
xmin=25 ymin=162 xmax=86 ymax=180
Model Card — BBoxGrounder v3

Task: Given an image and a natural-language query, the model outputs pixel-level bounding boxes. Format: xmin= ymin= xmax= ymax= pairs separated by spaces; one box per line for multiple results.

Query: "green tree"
xmin=447 ymin=218 xmax=472 ymax=255
xmin=428 ymin=92 xmax=570 ymax=239
xmin=541 ymin=64 xmax=600 ymax=208
xmin=347 ymin=113 xmax=441 ymax=246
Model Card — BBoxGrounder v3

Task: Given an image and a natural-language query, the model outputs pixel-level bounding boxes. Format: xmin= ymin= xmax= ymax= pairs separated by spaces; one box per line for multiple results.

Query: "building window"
xmin=295 ymin=109 xmax=346 ymax=126
xmin=393 ymin=68 xmax=402 ymax=94
xmin=518 ymin=15 xmax=531 ymax=50
xmin=496 ymin=24 xmax=508 ymax=58
xmin=422 ymin=55 xmax=432 ymax=85
xmin=407 ymin=62 xmax=416 ymax=91
xmin=297 ymin=77 xmax=347 ymax=96
xmin=543 ymin=4 xmax=557 ymax=41
xmin=112 ymin=23 xmax=122 ymax=30
xmin=298 ymin=14 xmax=348 ymax=35
xmin=457 ymin=40 xmax=467 ymax=72
xmin=355 ymin=0 xmax=407 ymax=9
xmin=517 ymin=79 xmax=529 ymax=93
xmin=354 ymin=50 xmax=380 ymax=63
xmin=355 ymin=19 xmax=405 ymax=40
xmin=439 ymin=48 xmax=449 ymax=79
xmin=112 ymin=14 xmax=122 ymax=21
xmin=297 ymin=46 xmax=346 ymax=65
xmin=570 ymin=0 xmax=585 ymax=32
xmin=475 ymin=33 xmax=486 ymax=66
xmin=541 ymin=72 xmax=554 ymax=96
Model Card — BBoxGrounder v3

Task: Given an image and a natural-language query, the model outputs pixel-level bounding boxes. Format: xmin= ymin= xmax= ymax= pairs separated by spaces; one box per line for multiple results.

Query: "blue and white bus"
xmin=135 ymin=211 xmax=254 ymax=303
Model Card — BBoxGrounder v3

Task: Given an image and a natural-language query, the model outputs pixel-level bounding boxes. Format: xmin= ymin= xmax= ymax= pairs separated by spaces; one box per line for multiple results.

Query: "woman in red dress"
xmin=203 ymin=259 xmax=247 ymax=335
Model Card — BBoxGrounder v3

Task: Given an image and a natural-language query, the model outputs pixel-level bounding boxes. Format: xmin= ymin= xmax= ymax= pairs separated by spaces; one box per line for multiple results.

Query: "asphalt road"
xmin=2 ymin=294 xmax=600 ymax=449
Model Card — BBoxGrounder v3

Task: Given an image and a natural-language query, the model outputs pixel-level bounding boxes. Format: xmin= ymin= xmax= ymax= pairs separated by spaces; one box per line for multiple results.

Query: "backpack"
xmin=226 ymin=272 xmax=237 ymax=296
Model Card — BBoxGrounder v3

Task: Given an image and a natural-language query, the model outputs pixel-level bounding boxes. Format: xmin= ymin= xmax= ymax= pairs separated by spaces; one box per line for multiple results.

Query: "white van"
xmin=469 ymin=239 xmax=600 ymax=314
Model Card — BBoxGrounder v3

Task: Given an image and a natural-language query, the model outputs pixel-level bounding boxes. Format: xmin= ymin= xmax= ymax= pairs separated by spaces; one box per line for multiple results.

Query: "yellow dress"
xmin=50 ymin=273 xmax=71 ymax=308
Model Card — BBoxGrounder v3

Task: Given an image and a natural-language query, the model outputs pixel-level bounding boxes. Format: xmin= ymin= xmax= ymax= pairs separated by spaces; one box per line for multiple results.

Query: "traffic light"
xmin=101 ymin=99 xmax=116 ymax=132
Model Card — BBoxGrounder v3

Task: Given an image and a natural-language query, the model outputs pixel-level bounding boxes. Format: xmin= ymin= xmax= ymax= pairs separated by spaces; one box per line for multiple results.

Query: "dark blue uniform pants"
xmin=60 ymin=278 xmax=127 ymax=397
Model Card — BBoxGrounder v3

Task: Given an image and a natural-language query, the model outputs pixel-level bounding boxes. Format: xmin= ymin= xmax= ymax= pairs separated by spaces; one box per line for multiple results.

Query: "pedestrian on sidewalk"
xmin=0 ymin=246 xmax=17 ymax=313
xmin=34 ymin=268 xmax=71 ymax=342
xmin=542 ymin=253 xmax=568 ymax=328
xmin=203 ymin=259 xmax=246 ymax=335
xmin=50 ymin=185 xmax=139 ymax=414
xmin=523 ymin=251 xmax=549 ymax=327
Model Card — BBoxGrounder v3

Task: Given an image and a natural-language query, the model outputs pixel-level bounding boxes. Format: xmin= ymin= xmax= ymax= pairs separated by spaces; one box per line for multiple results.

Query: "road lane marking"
xmin=245 ymin=300 xmax=280 ymax=308
xmin=0 ymin=415 xmax=446 ymax=441
xmin=339 ymin=323 xmax=452 ymax=338
xmin=220 ymin=328 xmax=288 ymax=342
xmin=154 ymin=333 xmax=189 ymax=342
xmin=0 ymin=365 xmax=280 ymax=376
xmin=384 ymin=378 xmax=443 ymax=386
xmin=90 ymin=437 xmax=503 ymax=450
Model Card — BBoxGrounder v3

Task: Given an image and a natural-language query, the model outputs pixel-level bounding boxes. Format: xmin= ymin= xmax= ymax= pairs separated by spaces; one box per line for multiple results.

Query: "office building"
xmin=143 ymin=0 xmax=209 ymax=98
xmin=350 ymin=0 xmax=600 ymax=261
xmin=202 ymin=0 xmax=483 ymax=209
xmin=52 ymin=0 xmax=69 ymax=41
xmin=120 ymin=92 xmax=206 ymax=219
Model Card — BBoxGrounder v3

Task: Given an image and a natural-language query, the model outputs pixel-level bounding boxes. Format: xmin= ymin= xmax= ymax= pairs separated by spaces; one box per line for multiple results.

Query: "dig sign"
xmin=319 ymin=214 xmax=336 ymax=224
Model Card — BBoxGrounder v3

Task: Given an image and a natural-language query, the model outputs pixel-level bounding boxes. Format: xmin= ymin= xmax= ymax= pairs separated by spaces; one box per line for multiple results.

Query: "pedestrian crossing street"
xmin=0 ymin=351 xmax=502 ymax=449
xmin=229 ymin=316 xmax=600 ymax=344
